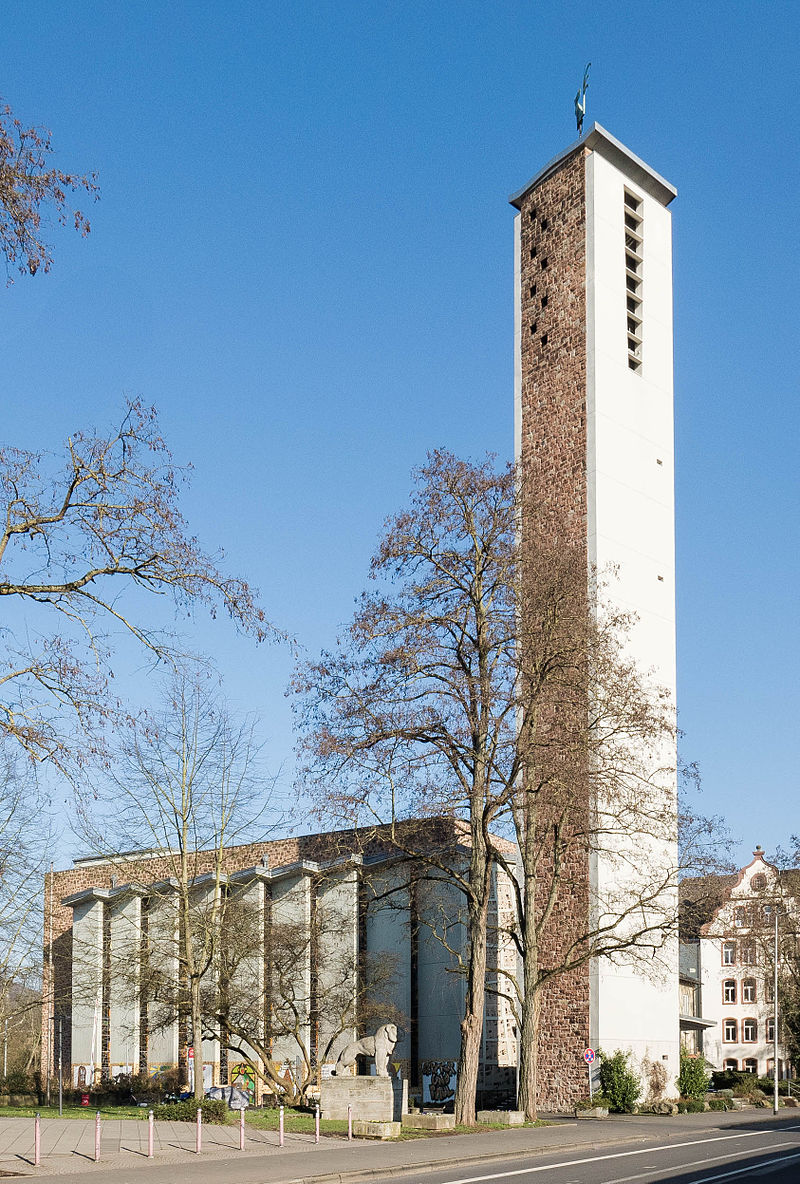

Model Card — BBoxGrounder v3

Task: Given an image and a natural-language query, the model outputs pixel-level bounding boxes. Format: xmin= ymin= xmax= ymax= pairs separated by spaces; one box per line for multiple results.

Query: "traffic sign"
xmin=187 ymin=1048 xmax=194 ymax=1059
xmin=583 ymin=1048 xmax=595 ymax=1064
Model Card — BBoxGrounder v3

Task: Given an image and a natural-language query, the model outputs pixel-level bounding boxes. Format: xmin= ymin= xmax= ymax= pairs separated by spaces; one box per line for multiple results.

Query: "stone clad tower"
xmin=511 ymin=124 xmax=680 ymax=1105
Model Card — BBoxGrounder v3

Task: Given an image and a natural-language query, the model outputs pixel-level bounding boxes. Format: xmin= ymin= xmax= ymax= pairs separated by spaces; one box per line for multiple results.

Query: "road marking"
xmin=440 ymin=1128 xmax=800 ymax=1184
xmin=680 ymin=1148 xmax=800 ymax=1182
xmin=609 ymin=1140 xmax=799 ymax=1183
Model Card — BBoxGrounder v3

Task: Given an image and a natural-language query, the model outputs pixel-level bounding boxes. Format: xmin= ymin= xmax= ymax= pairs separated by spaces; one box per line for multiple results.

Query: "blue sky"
xmin=3 ymin=1 xmax=798 ymax=865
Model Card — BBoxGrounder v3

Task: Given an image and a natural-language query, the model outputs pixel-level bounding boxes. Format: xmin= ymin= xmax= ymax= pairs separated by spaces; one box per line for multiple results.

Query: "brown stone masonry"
xmin=516 ymin=146 xmax=592 ymax=1112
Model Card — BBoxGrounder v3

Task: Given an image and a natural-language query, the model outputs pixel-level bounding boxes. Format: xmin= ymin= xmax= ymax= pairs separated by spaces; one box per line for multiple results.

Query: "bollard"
xmin=315 ymin=1103 xmax=320 ymax=1144
xmin=196 ymin=1107 xmax=202 ymax=1154
xmin=279 ymin=1104 xmax=284 ymax=1147
xmin=239 ymin=1107 xmax=245 ymax=1152
xmin=347 ymin=1104 xmax=352 ymax=1142
xmin=148 ymin=1108 xmax=154 ymax=1158
xmin=94 ymin=1110 xmax=101 ymax=1163
xmin=34 ymin=1112 xmax=41 ymax=1167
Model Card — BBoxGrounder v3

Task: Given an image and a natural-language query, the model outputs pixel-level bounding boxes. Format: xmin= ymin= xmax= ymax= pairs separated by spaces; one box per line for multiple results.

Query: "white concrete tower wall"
xmin=585 ymin=138 xmax=680 ymax=1081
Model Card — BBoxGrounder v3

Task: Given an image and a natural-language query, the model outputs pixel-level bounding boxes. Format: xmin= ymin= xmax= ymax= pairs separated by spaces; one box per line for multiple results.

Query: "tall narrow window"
xmin=722 ymin=941 xmax=737 ymax=965
xmin=742 ymin=1018 xmax=758 ymax=1043
xmin=624 ymin=190 xmax=644 ymax=373
xmin=723 ymin=1019 xmax=738 ymax=1042
xmin=723 ymin=979 xmax=737 ymax=1004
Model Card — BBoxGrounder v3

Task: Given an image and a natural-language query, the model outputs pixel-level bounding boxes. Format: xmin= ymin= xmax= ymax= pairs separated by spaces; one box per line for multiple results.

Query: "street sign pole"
xmin=583 ymin=1048 xmax=595 ymax=1102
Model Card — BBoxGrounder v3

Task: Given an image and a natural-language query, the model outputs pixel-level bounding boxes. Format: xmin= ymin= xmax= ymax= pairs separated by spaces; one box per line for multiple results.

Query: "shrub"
xmin=575 ymin=1094 xmax=611 ymax=1111
xmin=708 ymin=1098 xmax=729 ymax=1111
xmin=710 ymin=1069 xmax=748 ymax=1092
xmin=677 ymin=1098 xmax=705 ymax=1113
xmin=153 ymin=1099 xmax=228 ymax=1124
xmin=0 ymin=1070 xmax=35 ymax=1094
xmin=597 ymin=1049 xmax=641 ymax=1114
xmin=677 ymin=1052 xmax=711 ymax=1100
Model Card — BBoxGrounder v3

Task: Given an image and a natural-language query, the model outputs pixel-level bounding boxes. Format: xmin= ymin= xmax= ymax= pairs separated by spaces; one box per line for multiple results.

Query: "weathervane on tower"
xmin=574 ymin=63 xmax=591 ymax=135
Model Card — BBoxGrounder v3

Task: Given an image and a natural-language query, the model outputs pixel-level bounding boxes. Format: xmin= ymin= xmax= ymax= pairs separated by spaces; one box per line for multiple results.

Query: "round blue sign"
xmin=583 ymin=1048 xmax=595 ymax=1064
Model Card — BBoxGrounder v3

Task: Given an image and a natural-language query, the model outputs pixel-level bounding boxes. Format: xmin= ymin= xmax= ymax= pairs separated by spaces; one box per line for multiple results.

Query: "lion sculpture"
xmin=332 ymin=1023 xmax=398 ymax=1077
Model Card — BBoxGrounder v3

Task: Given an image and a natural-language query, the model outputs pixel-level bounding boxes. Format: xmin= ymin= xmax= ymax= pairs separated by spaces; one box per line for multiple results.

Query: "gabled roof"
xmin=509 ymin=122 xmax=677 ymax=211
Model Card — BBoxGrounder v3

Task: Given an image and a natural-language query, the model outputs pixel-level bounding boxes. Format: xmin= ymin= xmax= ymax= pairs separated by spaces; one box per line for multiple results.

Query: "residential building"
xmin=681 ymin=846 xmax=796 ymax=1078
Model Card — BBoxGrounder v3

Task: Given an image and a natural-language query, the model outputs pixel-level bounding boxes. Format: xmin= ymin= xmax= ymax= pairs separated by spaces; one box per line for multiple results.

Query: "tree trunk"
xmin=192 ymin=980 xmax=204 ymax=1099
xmin=517 ymin=866 xmax=540 ymax=1120
xmin=454 ymin=871 xmax=490 ymax=1124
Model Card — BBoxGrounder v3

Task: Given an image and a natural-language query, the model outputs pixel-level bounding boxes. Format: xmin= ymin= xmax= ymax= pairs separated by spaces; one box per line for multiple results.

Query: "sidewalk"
xmin=0 ymin=1107 xmax=792 ymax=1182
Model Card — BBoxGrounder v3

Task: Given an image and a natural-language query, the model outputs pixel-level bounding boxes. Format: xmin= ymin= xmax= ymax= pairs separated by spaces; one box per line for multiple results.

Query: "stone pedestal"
xmin=320 ymin=1076 xmax=407 ymax=1122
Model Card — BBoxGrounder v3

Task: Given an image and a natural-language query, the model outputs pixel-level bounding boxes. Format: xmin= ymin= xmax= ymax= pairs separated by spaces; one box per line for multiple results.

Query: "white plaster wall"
xmin=586 ymin=145 xmax=680 ymax=1086
xmin=270 ymin=872 xmax=312 ymax=1065
xmin=108 ymin=895 xmax=140 ymax=1068
xmin=70 ymin=899 xmax=103 ymax=1066
xmin=145 ymin=893 xmax=178 ymax=1068
xmin=317 ymin=868 xmax=359 ymax=1063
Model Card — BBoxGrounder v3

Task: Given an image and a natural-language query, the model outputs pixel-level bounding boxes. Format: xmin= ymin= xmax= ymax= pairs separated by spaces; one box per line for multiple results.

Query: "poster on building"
xmin=421 ymin=1060 xmax=457 ymax=1105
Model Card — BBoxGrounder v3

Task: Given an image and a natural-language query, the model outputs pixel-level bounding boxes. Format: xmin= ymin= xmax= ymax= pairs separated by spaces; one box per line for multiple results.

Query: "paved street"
xmin=0 ymin=1109 xmax=798 ymax=1184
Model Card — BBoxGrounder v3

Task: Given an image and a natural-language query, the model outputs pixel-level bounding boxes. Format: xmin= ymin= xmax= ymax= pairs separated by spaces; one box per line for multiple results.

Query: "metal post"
xmin=315 ymin=1103 xmax=319 ymax=1144
xmin=94 ymin=1110 xmax=101 ymax=1162
xmin=589 ymin=1062 xmax=593 ymax=1103
xmin=279 ymin=1104 xmax=284 ymax=1147
xmin=774 ymin=910 xmax=780 ymax=1116
xmin=347 ymin=1103 xmax=352 ymax=1141
xmin=196 ymin=1107 xmax=202 ymax=1154
xmin=58 ymin=1018 xmax=63 ymax=1117
xmin=148 ymin=1109 xmax=154 ymax=1158
xmin=239 ymin=1107 xmax=245 ymax=1151
xmin=3 ymin=1017 xmax=7 ymax=1078
xmin=34 ymin=1112 xmax=40 ymax=1167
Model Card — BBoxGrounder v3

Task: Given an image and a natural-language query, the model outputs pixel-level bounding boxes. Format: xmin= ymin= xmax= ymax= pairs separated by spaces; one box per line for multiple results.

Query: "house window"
xmin=742 ymin=978 xmax=756 ymax=1004
xmin=722 ymin=941 xmax=736 ymax=965
xmin=741 ymin=941 xmax=757 ymax=965
xmin=624 ymin=190 xmax=643 ymax=374
xmin=723 ymin=1058 xmax=738 ymax=1071
xmin=743 ymin=1058 xmax=758 ymax=1074
xmin=680 ymin=982 xmax=697 ymax=1015
xmin=723 ymin=1019 xmax=738 ymax=1042
xmin=767 ymin=1018 xmax=776 ymax=1042
xmin=742 ymin=1018 xmax=757 ymax=1042
xmin=734 ymin=907 xmax=747 ymax=927
xmin=752 ymin=873 xmax=767 ymax=891
xmin=765 ymin=978 xmax=775 ymax=1003
xmin=723 ymin=979 xmax=737 ymax=1004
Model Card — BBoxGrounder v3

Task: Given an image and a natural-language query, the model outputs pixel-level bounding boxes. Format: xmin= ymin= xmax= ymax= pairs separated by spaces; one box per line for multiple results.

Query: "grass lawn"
xmin=0 ymin=1105 xmax=550 ymax=1138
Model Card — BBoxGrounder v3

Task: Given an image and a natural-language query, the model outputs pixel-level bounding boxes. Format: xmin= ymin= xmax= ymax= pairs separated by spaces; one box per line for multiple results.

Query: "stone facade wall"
xmin=517 ymin=147 xmax=592 ymax=1111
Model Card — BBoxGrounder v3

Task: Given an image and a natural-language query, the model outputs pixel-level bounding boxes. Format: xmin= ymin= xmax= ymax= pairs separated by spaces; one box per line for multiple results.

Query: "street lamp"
xmin=765 ymin=904 xmax=782 ymax=1116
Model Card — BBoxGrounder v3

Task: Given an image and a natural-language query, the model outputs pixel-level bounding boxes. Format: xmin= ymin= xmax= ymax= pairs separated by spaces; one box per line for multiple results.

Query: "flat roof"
xmin=509 ymin=122 xmax=677 ymax=209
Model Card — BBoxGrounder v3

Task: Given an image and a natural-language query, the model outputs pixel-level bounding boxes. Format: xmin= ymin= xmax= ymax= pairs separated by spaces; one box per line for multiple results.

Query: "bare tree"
xmin=80 ymin=667 xmax=272 ymax=1097
xmin=204 ymin=876 xmax=402 ymax=1105
xmin=0 ymin=400 xmax=274 ymax=773
xmin=0 ymin=752 xmax=51 ymax=1070
xmin=295 ymin=451 xmax=519 ymax=1123
xmin=296 ymin=451 xmax=722 ymax=1121
xmin=0 ymin=97 xmax=98 ymax=282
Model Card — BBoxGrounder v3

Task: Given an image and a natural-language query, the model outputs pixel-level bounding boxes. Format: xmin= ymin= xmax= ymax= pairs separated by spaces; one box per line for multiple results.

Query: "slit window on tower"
xmin=624 ymin=189 xmax=644 ymax=374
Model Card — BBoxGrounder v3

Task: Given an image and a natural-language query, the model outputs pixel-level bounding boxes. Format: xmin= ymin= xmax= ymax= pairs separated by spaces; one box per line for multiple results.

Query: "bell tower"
xmin=511 ymin=124 xmax=680 ymax=1107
